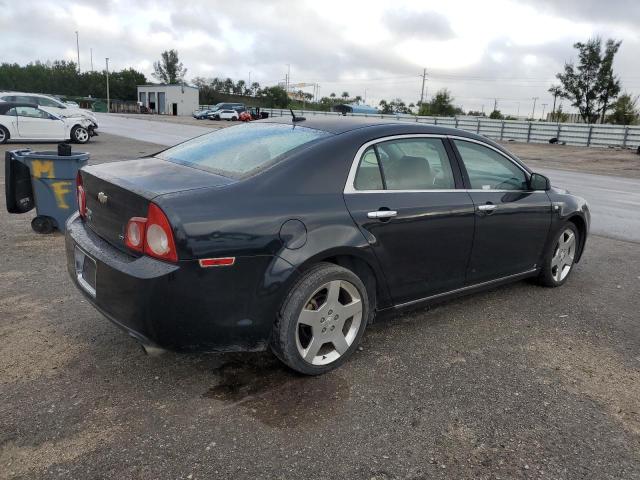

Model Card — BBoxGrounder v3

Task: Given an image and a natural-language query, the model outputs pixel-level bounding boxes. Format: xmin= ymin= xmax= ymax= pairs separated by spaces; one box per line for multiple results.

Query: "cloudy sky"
xmin=1 ymin=0 xmax=639 ymax=115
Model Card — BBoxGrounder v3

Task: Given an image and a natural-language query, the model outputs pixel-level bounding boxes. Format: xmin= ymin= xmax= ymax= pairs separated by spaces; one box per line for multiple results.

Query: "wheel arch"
xmin=294 ymin=249 xmax=392 ymax=317
xmin=566 ymin=214 xmax=587 ymax=263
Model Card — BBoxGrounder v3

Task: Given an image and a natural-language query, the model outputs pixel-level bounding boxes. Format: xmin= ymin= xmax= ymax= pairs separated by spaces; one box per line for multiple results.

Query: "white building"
xmin=136 ymin=84 xmax=199 ymax=116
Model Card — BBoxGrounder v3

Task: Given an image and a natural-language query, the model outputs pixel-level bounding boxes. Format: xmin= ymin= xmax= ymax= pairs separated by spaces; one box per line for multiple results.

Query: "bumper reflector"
xmin=199 ymin=257 xmax=235 ymax=268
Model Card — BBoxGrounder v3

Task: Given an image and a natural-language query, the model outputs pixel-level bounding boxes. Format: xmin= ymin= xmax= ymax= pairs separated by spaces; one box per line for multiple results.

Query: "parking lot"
xmin=1 ymin=120 xmax=640 ymax=479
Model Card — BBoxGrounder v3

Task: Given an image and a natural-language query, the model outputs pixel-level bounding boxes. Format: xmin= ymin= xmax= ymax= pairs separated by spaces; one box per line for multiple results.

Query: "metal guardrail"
xmin=262 ymin=108 xmax=640 ymax=149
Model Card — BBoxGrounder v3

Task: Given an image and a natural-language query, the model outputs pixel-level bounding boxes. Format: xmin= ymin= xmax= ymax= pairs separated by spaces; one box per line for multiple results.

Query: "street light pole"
xmin=541 ymin=103 xmax=548 ymax=121
xmin=105 ymin=58 xmax=110 ymax=113
xmin=531 ymin=97 xmax=539 ymax=120
xmin=75 ymin=31 xmax=80 ymax=72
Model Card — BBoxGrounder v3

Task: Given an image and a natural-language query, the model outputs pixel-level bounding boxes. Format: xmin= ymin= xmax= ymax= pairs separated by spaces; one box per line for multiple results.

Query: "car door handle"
xmin=367 ymin=210 xmax=398 ymax=219
xmin=477 ymin=204 xmax=497 ymax=213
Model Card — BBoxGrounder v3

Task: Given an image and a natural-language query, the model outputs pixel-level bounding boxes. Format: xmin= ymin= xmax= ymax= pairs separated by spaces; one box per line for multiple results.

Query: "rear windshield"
xmin=156 ymin=123 xmax=330 ymax=178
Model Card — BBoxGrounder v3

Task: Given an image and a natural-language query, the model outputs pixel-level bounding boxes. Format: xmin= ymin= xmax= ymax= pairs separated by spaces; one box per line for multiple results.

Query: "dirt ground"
xmin=501 ymin=141 xmax=640 ymax=178
xmin=1 ymin=134 xmax=640 ymax=479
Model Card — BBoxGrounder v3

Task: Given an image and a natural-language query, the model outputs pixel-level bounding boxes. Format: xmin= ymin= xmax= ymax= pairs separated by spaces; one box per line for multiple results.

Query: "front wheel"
xmin=31 ymin=216 xmax=55 ymax=234
xmin=536 ymin=223 xmax=579 ymax=287
xmin=271 ymin=263 xmax=370 ymax=375
xmin=0 ymin=125 xmax=9 ymax=144
xmin=71 ymin=125 xmax=90 ymax=144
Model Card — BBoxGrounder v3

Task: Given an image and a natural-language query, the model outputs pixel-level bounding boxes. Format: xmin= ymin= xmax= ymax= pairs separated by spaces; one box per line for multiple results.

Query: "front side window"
xmin=37 ymin=96 xmax=64 ymax=108
xmin=453 ymin=140 xmax=527 ymax=191
xmin=353 ymin=137 xmax=456 ymax=191
xmin=15 ymin=106 xmax=49 ymax=119
xmin=157 ymin=123 xmax=330 ymax=178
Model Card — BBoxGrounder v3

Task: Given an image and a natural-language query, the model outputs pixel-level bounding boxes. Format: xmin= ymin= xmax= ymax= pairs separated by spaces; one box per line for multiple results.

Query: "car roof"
xmin=256 ymin=115 xmax=481 ymax=137
xmin=0 ymin=102 xmax=40 ymax=114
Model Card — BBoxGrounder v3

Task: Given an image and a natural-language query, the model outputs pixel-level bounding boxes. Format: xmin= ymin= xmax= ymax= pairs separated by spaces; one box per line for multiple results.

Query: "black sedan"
xmin=66 ymin=117 xmax=590 ymax=375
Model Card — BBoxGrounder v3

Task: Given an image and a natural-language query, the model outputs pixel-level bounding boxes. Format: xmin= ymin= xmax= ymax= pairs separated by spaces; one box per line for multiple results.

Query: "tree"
xmin=467 ymin=110 xmax=486 ymax=117
xmin=489 ymin=109 xmax=504 ymax=120
xmin=548 ymin=84 xmax=562 ymax=120
xmin=354 ymin=95 xmax=362 ymax=104
xmin=341 ymin=91 xmax=349 ymax=101
xmin=261 ymin=86 xmax=288 ymax=108
xmin=250 ymin=82 xmax=260 ymax=96
xmin=419 ymin=89 xmax=459 ymax=116
xmin=556 ymin=37 xmax=622 ymax=123
xmin=152 ymin=49 xmax=187 ymax=84
xmin=607 ymin=93 xmax=639 ymax=125
xmin=222 ymin=78 xmax=234 ymax=94
xmin=329 ymin=92 xmax=336 ymax=98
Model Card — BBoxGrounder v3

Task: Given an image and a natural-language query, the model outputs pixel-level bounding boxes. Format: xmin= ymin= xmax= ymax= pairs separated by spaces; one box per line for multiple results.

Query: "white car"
xmin=0 ymin=92 xmax=98 ymax=130
xmin=215 ymin=109 xmax=239 ymax=121
xmin=0 ymin=102 xmax=94 ymax=144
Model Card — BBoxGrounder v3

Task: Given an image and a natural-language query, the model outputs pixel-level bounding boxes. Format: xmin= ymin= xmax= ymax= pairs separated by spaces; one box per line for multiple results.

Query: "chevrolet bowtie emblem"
xmin=97 ymin=192 xmax=108 ymax=204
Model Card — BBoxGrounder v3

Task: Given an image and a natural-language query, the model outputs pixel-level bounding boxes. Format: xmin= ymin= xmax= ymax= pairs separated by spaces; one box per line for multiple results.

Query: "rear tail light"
xmin=124 ymin=203 xmax=177 ymax=262
xmin=76 ymin=171 xmax=87 ymax=219
xmin=125 ymin=217 xmax=147 ymax=252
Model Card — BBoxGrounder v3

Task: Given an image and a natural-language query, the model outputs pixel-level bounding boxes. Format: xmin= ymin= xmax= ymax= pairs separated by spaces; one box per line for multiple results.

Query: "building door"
xmin=148 ymin=92 xmax=156 ymax=112
xmin=157 ymin=92 xmax=166 ymax=114
xmin=172 ymin=103 xmax=178 ymax=116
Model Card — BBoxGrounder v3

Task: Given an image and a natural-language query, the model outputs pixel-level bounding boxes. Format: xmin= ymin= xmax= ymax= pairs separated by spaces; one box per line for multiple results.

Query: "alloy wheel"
xmin=75 ymin=127 xmax=89 ymax=142
xmin=296 ymin=279 xmax=363 ymax=365
xmin=551 ymin=228 xmax=576 ymax=282
xmin=0 ymin=128 xmax=6 ymax=143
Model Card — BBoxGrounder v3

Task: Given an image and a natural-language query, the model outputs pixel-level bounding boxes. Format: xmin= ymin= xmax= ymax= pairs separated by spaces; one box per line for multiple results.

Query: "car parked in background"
xmin=212 ymin=109 xmax=239 ymax=121
xmin=64 ymin=101 xmax=80 ymax=108
xmin=193 ymin=108 xmax=217 ymax=120
xmin=0 ymin=102 xmax=94 ymax=143
xmin=206 ymin=102 xmax=245 ymax=120
xmin=0 ymin=92 xmax=98 ymax=132
xmin=66 ymin=117 xmax=589 ymax=375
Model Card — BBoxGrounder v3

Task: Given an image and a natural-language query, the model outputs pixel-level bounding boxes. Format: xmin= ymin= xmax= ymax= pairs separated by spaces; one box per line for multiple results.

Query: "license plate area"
xmin=74 ymin=246 xmax=97 ymax=297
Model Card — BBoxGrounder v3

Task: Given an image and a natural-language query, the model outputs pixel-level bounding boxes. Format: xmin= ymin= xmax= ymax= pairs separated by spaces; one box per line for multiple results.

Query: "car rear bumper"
xmin=65 ymin=213 xmax=295 ymax=352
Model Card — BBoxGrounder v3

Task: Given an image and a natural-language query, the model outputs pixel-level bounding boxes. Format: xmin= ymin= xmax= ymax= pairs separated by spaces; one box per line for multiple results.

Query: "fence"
xmin=263 ymin=108 xmax=640 ymax=150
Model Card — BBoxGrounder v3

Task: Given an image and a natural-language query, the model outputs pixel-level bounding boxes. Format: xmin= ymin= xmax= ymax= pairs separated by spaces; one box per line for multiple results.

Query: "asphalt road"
xmin=2 ymin=131 xmax=640 ymax=479
xmin=95 ymin=114 xmax=640 ymax=243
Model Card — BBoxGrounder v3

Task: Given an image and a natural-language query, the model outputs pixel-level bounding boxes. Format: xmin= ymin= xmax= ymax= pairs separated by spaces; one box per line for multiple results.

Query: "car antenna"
xmin=290 ymin=108 xmax=306 ymax=122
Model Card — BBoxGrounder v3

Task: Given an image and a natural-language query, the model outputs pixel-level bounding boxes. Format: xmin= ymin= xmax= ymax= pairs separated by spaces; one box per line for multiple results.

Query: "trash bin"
xmin=5 ymin=147 xmax=89 ymax=234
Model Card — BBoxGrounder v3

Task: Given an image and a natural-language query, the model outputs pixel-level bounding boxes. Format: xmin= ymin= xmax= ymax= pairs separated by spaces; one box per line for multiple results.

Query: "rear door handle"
xmin=367 ymin=210 xmax=398 ymax=219
xmin=477 ymin=204 xmax=497 ymax=212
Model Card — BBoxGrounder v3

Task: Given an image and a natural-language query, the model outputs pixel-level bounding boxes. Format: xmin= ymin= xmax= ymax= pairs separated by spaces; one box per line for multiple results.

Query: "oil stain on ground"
xmin=203 ymin=354 xmax=349 ymax=428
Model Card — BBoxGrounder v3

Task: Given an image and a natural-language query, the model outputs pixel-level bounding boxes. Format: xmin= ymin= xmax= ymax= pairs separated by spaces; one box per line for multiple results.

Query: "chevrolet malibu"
xmin=66 ymin=117 xmax=589 ymax=375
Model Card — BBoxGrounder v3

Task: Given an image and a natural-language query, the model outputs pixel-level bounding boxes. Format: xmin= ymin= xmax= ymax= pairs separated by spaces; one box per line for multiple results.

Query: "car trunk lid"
xmin=81 ymin=157 xmax=234 ymax=252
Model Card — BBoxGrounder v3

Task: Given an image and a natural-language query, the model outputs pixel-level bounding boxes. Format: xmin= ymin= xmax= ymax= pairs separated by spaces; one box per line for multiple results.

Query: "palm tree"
xmin=548 ymin=84 xmax=563 ymax=121
xmin=250 ymin=82 xmax=260 ymax=96
xmin=341 ymin=91 xmax=350 ymax=101
xmin=354 ymin=95 xmax=363 ymax=104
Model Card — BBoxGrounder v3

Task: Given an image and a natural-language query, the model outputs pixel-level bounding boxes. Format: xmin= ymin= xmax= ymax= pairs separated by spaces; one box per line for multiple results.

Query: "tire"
xmin=0 ymin=125 xmax=9 ymax=144
xmin=536 ymin=223 xmax=579 ymax=287
xmin=271 ymin=262 xmax=371 ymax=375
xmin=31 ymin=216 xmax=55 ymax=234
xmin=71 ymin=125 xmax=90 ymax=144
xmin=231 ymin=116 xmax=238 ymax=121
xmin=214 ymin=115 xmax=220 ymax=121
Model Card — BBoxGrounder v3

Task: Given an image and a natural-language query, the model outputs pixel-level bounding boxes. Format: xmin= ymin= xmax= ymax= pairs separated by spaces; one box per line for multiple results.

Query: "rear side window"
xmin=353 ymin=138 xmax=456 ymax=191
xmin=157 ymin=123 xmax=330 ymax=178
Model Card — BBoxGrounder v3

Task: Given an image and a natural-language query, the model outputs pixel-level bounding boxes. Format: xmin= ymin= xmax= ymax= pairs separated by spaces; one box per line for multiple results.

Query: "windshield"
xmin=156 ymin=123 xmax=330 ymax=178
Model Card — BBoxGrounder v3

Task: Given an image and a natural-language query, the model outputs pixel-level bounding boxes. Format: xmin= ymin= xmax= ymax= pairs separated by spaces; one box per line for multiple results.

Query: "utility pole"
xmin=105 ymin=58 xmax=110 ymax=113
xmin=75 ymin=31 xmax=80 ymax=72
xmin=364 ymin=88 xmax=367 ymax=104
xmin=90 ymin=48 xmax=93 ymax=71
xmin=516 ymin=102 xmax=520 ymax=117
xmin=493 ymin=98 xmax=498 ymax=113
xmin=541 ymin=103 xmax=548 ymax=121
xmin=531 ymin=97 xmax=539 ymax=120
xmin=248 ymin=71 xmax=251 ymax=92
xmin=285 ymin=64 xmax=290 ymax=93
xmin=419 ymin=68 xmax=427 ymax=105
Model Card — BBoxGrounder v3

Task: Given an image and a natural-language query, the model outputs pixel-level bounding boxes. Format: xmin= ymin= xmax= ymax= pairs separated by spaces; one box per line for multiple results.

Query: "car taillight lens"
xmin=124 ymin=217 xmax=147 ymax=252
xmin=76 ymin=171 xmax=87 ymax=219
xmin=124 ymin=203 xmax=178 ymax=262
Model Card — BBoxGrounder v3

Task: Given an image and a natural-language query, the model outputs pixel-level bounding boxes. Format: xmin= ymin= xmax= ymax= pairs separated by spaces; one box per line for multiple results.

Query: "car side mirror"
xmin=529 ymin=173 xmax=550 ymax=191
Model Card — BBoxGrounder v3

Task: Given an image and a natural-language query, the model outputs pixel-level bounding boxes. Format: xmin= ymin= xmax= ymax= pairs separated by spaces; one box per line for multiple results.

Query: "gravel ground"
xmin=1 ymin=134 xmax=640 ymax=479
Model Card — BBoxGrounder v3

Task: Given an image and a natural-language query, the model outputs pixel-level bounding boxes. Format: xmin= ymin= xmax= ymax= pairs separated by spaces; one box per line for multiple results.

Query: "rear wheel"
xmin=271 ymin=263 xmax=370 ymax=375
xmin=31 ymin=216 xmax=55 ymax=234
xmin=231 ymin=116 xmax=238 ymax=121
xmin=0 ymin=125 xmax=9 ymax=144
xmin=536 ymin=223 xmax=579 ymax=287
xmin=71 ymin=125 xmax=89 ymax=144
